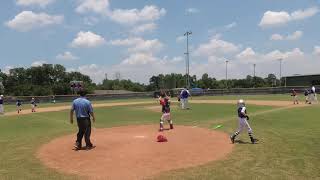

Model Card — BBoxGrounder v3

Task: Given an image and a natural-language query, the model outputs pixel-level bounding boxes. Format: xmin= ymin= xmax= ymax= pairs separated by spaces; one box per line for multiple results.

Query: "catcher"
xmin=230 ymin=99 xmax=258 ymax=144
xmin=158 ymin=92 xmax=174 ymax=132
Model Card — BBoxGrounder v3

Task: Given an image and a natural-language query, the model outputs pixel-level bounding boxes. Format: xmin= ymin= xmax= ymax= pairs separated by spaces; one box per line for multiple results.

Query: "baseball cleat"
xmin=251 ymin=138 xmax=259 ymax=144
xmin=73 ymin=142 xmax=81 ymax=150
xmin=230 ymin=135 xmax=235 ymax=144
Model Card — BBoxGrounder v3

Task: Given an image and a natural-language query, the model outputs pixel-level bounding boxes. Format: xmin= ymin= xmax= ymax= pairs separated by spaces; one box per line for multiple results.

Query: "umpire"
xmin=70 ymin=90 xmax=95 ymax=150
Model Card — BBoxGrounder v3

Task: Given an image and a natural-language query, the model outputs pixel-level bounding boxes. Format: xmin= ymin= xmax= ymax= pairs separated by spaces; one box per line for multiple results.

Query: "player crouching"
xmin=158 ymin=93 xmax=173 ymax=132
xmin=16 ymin=99 xmax=22 ymax=114
xmin=230 ymin=99 xmax=258 ymax=144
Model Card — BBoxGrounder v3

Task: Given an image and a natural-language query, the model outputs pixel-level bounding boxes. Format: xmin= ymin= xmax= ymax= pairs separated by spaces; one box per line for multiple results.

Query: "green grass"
xmin=0 ymin=95 xmax=319 ymax=180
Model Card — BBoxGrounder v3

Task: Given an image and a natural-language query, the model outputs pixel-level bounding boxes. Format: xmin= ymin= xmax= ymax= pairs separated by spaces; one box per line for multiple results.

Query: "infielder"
xmin=180 ymin=88 xmax=191 ymax=109
xmin=16 ymin=99 xmax=22 ymax=114
xmin=311 ymin=86 xmax=317 ymax=103
xmin=0 ymin=95 xmax=4 ymax=114
xmin=158 ymin=93 xmax=173 ymax=132
xmin=31 ymin=97 xmax=37 ymax=112
xmin=230 ymin=99 xmax=258 ymax=144
xmin=291 ymin=89 xmax=299 ymax=105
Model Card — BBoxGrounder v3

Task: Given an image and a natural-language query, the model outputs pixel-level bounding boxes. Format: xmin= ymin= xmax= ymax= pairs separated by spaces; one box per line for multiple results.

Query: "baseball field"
xmin=0 ymin=94 xmax=319 ymax=180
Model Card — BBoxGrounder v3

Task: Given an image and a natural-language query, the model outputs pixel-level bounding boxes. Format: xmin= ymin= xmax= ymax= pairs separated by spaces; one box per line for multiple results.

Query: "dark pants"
xmin=76 ymin=117 xmax=92 ymax=147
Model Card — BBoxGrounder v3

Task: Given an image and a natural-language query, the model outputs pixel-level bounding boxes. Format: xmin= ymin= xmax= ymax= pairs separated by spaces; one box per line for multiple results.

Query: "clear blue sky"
xmin=1 ymin=0 xmax=320 ymax=83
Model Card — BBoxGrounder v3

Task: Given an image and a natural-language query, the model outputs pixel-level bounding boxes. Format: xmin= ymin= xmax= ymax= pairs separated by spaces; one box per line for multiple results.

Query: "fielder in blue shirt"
xmin=70 ymin=90 xmax=96 ymax=150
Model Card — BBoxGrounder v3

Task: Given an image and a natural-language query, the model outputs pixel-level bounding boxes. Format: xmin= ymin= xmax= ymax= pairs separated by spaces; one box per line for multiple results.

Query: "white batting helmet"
xmin=238 ymin=99 xmax=245 ymax=107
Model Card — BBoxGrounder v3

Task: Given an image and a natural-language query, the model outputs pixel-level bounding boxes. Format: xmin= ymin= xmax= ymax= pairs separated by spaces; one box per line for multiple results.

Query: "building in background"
xmin=284 ymin=74 xmax=320 ymax=86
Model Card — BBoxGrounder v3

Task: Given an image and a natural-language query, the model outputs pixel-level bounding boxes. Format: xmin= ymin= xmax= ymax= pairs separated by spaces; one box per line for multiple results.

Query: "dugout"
xmin=284 ymin=74 xmax=320 ymax=86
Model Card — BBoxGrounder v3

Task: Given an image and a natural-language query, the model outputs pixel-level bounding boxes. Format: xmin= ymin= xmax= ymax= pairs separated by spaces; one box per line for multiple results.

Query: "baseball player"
xmin=31 ymin=97 xmax=37 ymax=112
xmin=311 ymin=86 xmax=318 ymax=103
xmin=180 ymin=87 xmax=191 ymax=109
xmin=158 ymin=93 xmax=173 ymax=132
xmin=16 ymin=99 xmax=22 ymax=114
xmin=230 ymin=99 xmax=258 ymax=144
xmin=291 ymin=89 xmax=299 ymax=105
xmin=0 ymin=95 xmax=4 ymax=114
xmin=304 ymin=89 xmax=310 ymax=104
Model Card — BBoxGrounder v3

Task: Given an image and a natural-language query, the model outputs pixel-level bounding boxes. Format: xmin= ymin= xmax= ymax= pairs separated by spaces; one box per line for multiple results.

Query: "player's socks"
xmin=170 ymin=124 xmax=174 ymax=129
xmin=159 ymin=119 xmax=164 ymax=131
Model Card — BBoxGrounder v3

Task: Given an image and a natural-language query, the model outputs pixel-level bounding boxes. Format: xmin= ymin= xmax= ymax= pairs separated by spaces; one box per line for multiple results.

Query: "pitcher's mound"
xmin=37 ymin=125 xmax=233 ymax=180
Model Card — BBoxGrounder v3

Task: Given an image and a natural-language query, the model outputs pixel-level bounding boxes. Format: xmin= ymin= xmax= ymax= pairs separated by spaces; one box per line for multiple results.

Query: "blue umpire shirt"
xmin=72 ymin=97 xmax=93 ymax=118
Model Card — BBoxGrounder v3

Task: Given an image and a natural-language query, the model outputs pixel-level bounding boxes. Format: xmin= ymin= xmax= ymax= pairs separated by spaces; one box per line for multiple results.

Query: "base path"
xmin=5 ymin=100 xmax=301 ymax=117
xmin=37 ymin=125 xmax=233 ymax=180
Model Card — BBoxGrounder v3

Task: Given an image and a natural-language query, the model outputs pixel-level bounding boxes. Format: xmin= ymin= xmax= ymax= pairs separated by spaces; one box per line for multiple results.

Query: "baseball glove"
xmin=246 ymin=115 xmax=250 ymax=120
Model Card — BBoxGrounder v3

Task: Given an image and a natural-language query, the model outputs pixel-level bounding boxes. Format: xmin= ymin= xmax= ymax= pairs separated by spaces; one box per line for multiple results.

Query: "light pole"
xmin=225 ymin=60 xmax=229 ymax=88
xmin=184 ymin=31 xmax=192 ymax=89
xmin=278 ymin=58 xmax=283 ymax=87
xmin=253 ymin=63 xmax=256 ymax=88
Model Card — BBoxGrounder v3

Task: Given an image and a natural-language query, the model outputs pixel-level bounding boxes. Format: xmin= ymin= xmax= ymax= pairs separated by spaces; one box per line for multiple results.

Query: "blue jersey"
xmin=181 ymin=90 xmax=190 ymax=99
xmin=0 ymin=99 xmax=3 ymax=105
xmin=238 ymin=107 xmax=247 ymax=118
xmin=72 ymin=97 xmax=93 ymax=118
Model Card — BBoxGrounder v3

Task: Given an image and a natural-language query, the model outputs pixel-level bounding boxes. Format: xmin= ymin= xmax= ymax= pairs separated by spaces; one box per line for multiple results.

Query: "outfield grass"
xmin=0 ymin=96 xmax=319 ymax=180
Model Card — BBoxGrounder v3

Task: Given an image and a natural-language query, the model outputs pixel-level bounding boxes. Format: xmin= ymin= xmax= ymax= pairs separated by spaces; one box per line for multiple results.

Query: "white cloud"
xmin=225 ymin=22 xmax=237 ymax=29
xmin=31 ymin=60 xmax=46 ymax=67
xmin=236 ymin=48 xmax=256 ymax=59
xmin=291 ymin=7 xmax=319 ymax=20
xmin=110 ymin=37 xmax=163 ymax=53
xmin=259 ymin=7 xmax=319 ymax=28
xmin=5 ymin=11 xmax=63 ymax=32
xmin=259 ymin=11 xmax=291 ymax=27
xmin=109 ymin=5 xmax=166 ymax=25
xmin=121 ymin=53 xmax=157 ymax=65
xmin=131 ymin=23 xmax=157 ymax=34
xmin=287 ymin=31 xmax=303 ymax=40
xmin=194 ymin=37 xmax=240 ymax=57
xmin=186 ymin=8 xmax=199 ymax=14
xmin=270 ymin=34 xmax=284 ymax=41
xmin=313 ymin=46 xmax=320 ymax=56
xmin=16 ymin=0 xmax=54 ymax=7
xmin=270 ymin=31 xmax=303 ymax=41
xmin=264 ymin=48 xmax=304 ymax=60
xmin=56 ymin=51 xmax=79 ymax=60
xmin=70 ymin=31 xmax=106 ymax=48
xmin=76 ymin=0 xmax=109 ymax=15
xmin=2 ymin=66 xmax=14 ymax=74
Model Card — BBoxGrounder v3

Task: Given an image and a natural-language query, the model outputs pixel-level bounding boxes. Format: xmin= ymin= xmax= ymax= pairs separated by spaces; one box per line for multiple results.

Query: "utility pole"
xmin=253 ymin=63 xmax=256 ymax=88
xmin=278 ymin=58 xmax=283 ymax=87
xmin=225 ymin=60 xmax=229 ymax=88
xmin=184 ymin=31 xmax=192 ymax=89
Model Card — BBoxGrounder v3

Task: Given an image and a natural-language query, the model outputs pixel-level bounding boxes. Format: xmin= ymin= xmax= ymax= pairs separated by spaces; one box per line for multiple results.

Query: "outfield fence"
xmin=2 ymin=86 xmax=318 ymax=104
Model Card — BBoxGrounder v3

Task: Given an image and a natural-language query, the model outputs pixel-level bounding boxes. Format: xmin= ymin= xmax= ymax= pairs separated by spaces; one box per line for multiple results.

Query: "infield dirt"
xmin=37 ymin=125 xmax=233 ymax=180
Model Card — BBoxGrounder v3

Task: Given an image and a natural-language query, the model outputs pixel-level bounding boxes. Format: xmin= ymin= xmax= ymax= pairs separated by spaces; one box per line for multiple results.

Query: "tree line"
xmin=0 ymin=64 xmax=95 ymax=96
xmin=0 ymin=64 xmax=280 ymax=96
